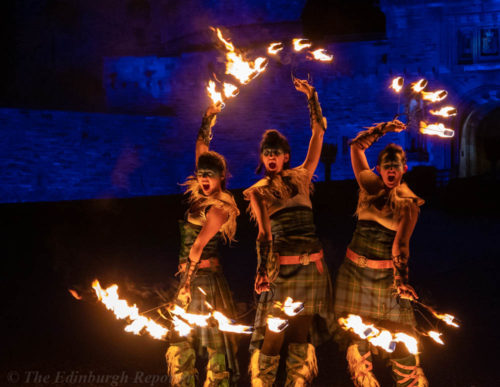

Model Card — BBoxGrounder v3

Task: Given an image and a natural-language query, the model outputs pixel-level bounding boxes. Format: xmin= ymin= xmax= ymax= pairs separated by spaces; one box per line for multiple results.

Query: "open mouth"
xmin=268 ymin=162 xmax=277 ymax=169
xmin=202 ymin=183 xmax=210 ymax=191
xmin=387 ymin=175 xmax=395 ymax=183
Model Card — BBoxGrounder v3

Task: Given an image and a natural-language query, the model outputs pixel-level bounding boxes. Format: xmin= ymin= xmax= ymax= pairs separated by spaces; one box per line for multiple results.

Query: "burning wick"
xmin=429 ymin=106 xmax=457 ymax=117
xmin=421 ymin=90 xmax=448 ymax=103
xmin=434 ymin=313 xmax=459 ymax=328
xmin=274 ymin=297 xmax=305 ymax=317
xmin=390 ymin=77 xmax=404 ymax=93
xmin=267 ymin=316 xmax=289 ymax=333
xmin=268 ymin=42 xmax=284 ymax=55
xmin=428 ymin=331 xmax=445 ymax=345
xmin=419 ymin=122 xmax=455 ymax=138
xmin=411 ymin=79 xmax=428 ymax=93
xmin=293 ymin=38 xmax=312 ymax=52
xmin=212 ymin=311 xmax=253 ymax=334
xmin=207 ymin=81 xmax=225 ymax=108
xmin=309 ymin=49 xmax=333 ymax=62
xmin=223 ymin=83 xmax=239 ymax=98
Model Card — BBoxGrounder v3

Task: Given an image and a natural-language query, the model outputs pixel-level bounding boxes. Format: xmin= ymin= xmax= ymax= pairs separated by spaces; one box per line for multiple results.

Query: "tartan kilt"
xmin=185 ymin=267 xmax=240 ymax=382
xmin=333 ymin=258 xmax=416 ymax=329
xmin=249 ymin=259 xmax=335 ymax=352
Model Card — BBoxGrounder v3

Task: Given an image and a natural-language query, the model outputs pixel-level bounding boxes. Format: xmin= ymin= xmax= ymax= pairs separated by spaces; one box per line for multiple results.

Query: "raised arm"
xmin=350 ymin=120 xmax=406 ymax=189
xmin=177 ymin=205 xmax=228 ymax=305
xmin=248 ymin=191 xmax=273 ymax=294
xmin=392 ymin=203 xmax=420 ymax=300
xmin=294 ymin=78 xmax=327 ymax=180
xmin=196 ymin=104 xmax=222 ymax=163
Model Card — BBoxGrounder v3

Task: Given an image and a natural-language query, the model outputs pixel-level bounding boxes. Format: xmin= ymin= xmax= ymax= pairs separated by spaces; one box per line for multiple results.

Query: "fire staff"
xmin=332 ymin=120 xmax=428 ymax=387
xmin=243 ymin=77 xmax=335 ymax=386
xmin=166 ymin=104 xmax=240 ymax=387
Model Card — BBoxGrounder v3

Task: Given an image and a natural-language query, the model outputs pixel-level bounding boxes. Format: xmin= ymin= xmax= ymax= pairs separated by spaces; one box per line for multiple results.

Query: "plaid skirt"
xmin=249 ymin=259 xmax=335 ymax=352
xmin=184 ymin=267 xmax=240 ymax=383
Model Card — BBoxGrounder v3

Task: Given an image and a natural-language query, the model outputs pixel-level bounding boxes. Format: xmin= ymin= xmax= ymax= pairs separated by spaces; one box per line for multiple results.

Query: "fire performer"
xmin=333 ymin=120 xmax=428 ymax=387
xmin=166 ymin=104 xmax=240 ymax=386
xmin=243 ymin=77 xmax=335 ymax=386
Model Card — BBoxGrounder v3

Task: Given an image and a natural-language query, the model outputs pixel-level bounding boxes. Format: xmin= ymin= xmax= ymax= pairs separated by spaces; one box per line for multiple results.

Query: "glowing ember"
xmin=419 ymin=122 xmax=455 ymax=138
xmin=428 ymin=331 xmax=445 ymax=345
xmin=213 ymin=27 xmax=268 ymax=85
xmin=212 ymin=311 xmax=253 ymax=334
xmin=223 ymin=83 xmax=239 ymax=98
xmin=293 ymin=38 xmax=312 ymax=52
xmin=411 ymin=79 xmax=428 ymax=93
xmin=267 ymin=316 xmax=289 ymax=333
xmin=310 ymin=49 xmax=333 ymax=62
xmin=395 ymin=332 xmax=419 ymax=355
xmin=68 ymin=289 xmax=82 ymax=300
xmin=430 ymin=106 xmax=457 ymax=117
xmin=422 ymin=90 xmax=448 ymax=102
xmin=390 ymin=77 xmax=404 ymax=93
xmin=434 ymin=313 xmax=459 ymax=328
xmin=268 ymin=42 xmax=284 ymax=55
xmin=207 ymin=81 xmax=224 ymax=107
xmin=92 ymin=280 xmax=168 ymax=340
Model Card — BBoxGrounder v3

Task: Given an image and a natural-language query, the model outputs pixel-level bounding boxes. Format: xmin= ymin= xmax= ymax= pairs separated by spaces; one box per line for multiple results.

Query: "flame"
xmin=411 ymin=79 xmax=428 ymax=93
xmin=273 ymin=297 xmax=304 ymax=317
xmin=212 ymin=311 xmax=253 ymax=334
xmin=213 ymin=27 xmax=268 ymax=85
xmin=433 ymin=313 xmax=459 ymax=328
xmin=223 ymin=83 xmax=239 ymax=98
xmin=422 ymin=90 xmax=448 ymax=102
xmin=339 ymin=314 xmax=420 ymax=355
xmin=198 ymin=287 xmax=207 ymax=296
xmin=390 ymin=77 xmax=404 ymax=93
xmin=169 ymin=305 xmax=210 ymax=327
xmin=429 ymin=106 xmax=457 ymax=117
xmin=268 ymin=42 xmax=284 ymax=55
xmin=419 ymin=122 xmax=455 ymax=138
xmin=92 ymin=280 xmax=168 ymax=340
xmin=428 ymin=331 xmax=445 ymax=344
xmin=171 ymin=315 xmax=193 ymax=337
xmin=68 ymin=289 xmax=82 ymax=300
xmin=310 ymin=49 xmax=333 ymax=62
xmin=205 ymin=301 xmax=214 ymax=310
xmin=207 ymin=81 xmax=224 ymax=107
xmin=293 ymin=38 xmax=312 ymax=52
xmin=267 ymin=316 xmax=289 ymax=333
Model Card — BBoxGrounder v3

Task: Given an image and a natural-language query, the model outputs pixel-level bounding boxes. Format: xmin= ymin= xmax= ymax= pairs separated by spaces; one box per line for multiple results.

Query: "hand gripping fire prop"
xmin=206 ymin=28 xmax=334 ymax=108
xmin=84 ymin=280 xmax=253 ymax=341
xmin=389 ymin=76 xmax=457 ymax=138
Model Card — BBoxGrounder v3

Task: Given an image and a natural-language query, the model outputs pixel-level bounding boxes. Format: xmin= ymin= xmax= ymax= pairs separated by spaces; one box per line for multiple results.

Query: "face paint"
xmin=196 ymin=169 xmax=220 ymax=178
xmin=380 ymin=161 xmax=404 ymax=171
xmin=262 ymin=148 xmax=284 ymax=157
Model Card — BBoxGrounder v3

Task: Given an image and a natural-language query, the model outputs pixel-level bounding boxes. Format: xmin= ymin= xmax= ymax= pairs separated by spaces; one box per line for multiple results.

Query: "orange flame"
xmin=68 ymin=289 xmax=82 ymax=300
xmin=390 ymin=77 xmax=404 ymax=93
xmin=207 ymin=81 xmax=224 ymax=107
xmin=223 ymin=83 xmax=239 ymax=98
xmin=419 ymin=122 xmax=455 ymax=138
xmin=293 ymin=38 xmax=312 ymax=52
xmin=411 ymin=79 xmax=428 ymax=93
xmin=273 ymin=297 xmax=304 ymax=317
xmin=212 ymin=311 xmax=253 ymax=334
xmin=169 ymin=304 xmax=211 ymax=328
xmin=268 ymin=42 xmax=284 ymax=55
xmin=267 ymin=316 xmax=289 ymax=333
xmin=213 ymin=27 xmax=268 ymax=85
xmin=428 ymin=331 xmax=445 ymax=344
xmin=339 ymin=314 xmax=420 ymax=355
xmin=310 ymin=49 xmax=333 ymax=62
xmin=92 ymin=280 xmax=168 ymax=340
xmin=429 ymin=106 xmax=457 ymax=117
xmin=433 ymin=313 xmax=459 ymax=328
xmin=422 ymin=90 xmax=448 ymax=102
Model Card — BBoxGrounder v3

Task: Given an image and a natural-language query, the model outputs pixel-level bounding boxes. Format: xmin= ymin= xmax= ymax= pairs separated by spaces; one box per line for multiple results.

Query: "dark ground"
xmin=2 ymin=177 xmax=499 ymax=387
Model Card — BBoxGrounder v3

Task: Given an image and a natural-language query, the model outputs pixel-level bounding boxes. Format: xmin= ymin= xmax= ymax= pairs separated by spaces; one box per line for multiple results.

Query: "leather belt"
xmin=279 ymin=250 xmax=324 ymax=274
xmin=178 ymin=257 xmax=219 ymax=272
xmin=346 ymin=248 xmax=393 ymax=269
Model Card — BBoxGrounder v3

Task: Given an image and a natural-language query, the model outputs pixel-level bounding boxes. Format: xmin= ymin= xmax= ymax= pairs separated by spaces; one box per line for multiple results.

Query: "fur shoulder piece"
xmin=183 ymin=176 xmax=239 ymax=243
xmin=357 ymin=182 xmax=424 ymax=219
xmin=243 ymin=166 xmax=312 ymax=203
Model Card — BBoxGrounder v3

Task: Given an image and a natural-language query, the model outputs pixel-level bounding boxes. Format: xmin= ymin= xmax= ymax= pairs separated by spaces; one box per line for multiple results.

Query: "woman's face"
xmin=261 ymin=148 xmax=289 ymax=174
xmin=196 ymin=169 xmax=223 ymax=195
xmin=376 ymin=153 xmax=407 ymax=189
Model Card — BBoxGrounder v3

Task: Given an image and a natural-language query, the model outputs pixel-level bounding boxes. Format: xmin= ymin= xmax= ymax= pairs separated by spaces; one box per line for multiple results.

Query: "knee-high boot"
xmin=165 ymin=341 xmax=197 ymax=387
xmin=249 ymin=349 xmax=280 ymax=387
xmin=390 ymin=355 xmax=428 ymax=387
xmin=346 ymin=344 xmax=380 ymax=387
xmin=285 ymin=343 xmax=318 ymax=386
xmin=204 ymin=347 xmax=229 ymax=387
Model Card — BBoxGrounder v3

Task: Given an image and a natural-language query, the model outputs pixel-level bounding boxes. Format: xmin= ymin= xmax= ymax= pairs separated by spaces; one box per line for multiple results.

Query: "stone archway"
xmin=457 ymin=86 xmax=500 ymax=178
